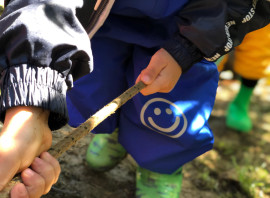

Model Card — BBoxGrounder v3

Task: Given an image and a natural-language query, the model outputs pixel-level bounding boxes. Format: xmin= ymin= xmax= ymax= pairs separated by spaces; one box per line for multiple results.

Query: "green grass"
xmin=232 ymin=157 xmax=270 ymax=197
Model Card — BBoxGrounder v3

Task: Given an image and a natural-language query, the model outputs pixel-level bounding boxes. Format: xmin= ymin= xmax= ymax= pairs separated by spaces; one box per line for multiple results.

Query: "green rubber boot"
xmin=136 ymin=166 xmax=183 ymax=198
xmin=86 ymin=128 xmax=127 ymax=171
xmin=226 ymin=82 xmax=254 ymax=133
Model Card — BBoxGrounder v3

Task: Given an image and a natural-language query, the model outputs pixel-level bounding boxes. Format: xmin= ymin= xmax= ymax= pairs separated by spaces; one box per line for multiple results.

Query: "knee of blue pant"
xmin=118 ymin=115 xmax=214 ymax=174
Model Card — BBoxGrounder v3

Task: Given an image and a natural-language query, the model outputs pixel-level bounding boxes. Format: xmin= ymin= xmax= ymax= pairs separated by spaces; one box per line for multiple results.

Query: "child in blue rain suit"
xmin=66 ymin=1 xmax=270 ymax=197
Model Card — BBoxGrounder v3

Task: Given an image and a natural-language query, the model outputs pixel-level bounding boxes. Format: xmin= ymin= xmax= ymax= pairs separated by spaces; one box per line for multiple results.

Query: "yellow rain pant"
xmin=218 ymin=24 xmax=270 ymax=80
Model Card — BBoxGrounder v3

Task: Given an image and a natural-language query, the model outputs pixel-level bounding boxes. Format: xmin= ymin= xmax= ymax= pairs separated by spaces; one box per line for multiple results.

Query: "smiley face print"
xmin=140 ymin=98 xmax=188 ymax=138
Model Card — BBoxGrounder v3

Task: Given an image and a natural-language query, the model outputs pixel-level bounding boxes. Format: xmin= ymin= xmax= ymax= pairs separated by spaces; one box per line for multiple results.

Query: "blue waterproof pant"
xmin=67 ymin=36 xmax=219 ymax=174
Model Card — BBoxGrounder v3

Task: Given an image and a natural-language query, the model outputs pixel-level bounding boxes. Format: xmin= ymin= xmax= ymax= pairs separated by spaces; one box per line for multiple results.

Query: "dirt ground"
xmin=43 ymin=76 xmax=270 ymax=198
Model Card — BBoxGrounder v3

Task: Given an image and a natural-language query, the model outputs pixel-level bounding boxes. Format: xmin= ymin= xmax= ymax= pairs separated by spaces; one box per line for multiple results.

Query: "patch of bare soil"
xmin=44 ymin=126 xmax=136 ymax=198
xmin=44 ymin=78 xmax=270 ymax=198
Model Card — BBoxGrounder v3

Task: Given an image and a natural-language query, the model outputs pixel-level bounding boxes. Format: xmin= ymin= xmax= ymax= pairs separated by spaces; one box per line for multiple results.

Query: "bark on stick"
xmin=0 ymin=81 xmax=146 ymax=198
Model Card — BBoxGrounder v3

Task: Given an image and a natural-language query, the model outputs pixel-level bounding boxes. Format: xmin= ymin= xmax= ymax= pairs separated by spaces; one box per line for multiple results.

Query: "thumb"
xmin=140 ymin=49 xmax=166 ymax=85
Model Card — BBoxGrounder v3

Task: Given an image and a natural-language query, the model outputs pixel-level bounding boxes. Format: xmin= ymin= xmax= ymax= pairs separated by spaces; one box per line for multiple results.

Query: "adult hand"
xmin=10 ymin=152 xmax=61 ymax=198
xmin=0 ymin=106 xmax=60 ymax=197
xmin=135 ymin=48 xmax=182 ymax=95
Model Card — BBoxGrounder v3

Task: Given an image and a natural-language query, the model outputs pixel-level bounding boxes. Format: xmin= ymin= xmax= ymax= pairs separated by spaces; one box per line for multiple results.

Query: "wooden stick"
xmin=0 ymin=81 xmax=146 ymax=198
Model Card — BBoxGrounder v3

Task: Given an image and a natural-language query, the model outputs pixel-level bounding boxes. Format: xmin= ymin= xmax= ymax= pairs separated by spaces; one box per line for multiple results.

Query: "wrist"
xmin=0 ymin=106 xmax=52 ymax=176
xmin=1 ymin=106 xmax=51 ymax=157
xmin=162 ymin=34 xmax=203 ymax=73
xmin=2 ymin=106 xmax=49 ymax=134
xmin=4 ymin=106 xmax=49 ymax=124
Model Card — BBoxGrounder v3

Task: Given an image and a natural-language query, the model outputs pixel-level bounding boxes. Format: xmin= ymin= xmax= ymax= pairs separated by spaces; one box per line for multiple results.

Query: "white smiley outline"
xmin=140 ymin=98 xmax=188 ymax=138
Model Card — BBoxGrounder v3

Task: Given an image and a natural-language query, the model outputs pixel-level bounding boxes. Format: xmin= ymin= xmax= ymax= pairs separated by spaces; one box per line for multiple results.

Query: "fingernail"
xmin=33 ymin=157 xmax=43 ymax=166
xmin=141 ymin=75 xmax=151 ymax=84
xmin=23 ymin=168 xmax=34 ymax=177
xmin=41 ymin=151 xmax=51 ymax=161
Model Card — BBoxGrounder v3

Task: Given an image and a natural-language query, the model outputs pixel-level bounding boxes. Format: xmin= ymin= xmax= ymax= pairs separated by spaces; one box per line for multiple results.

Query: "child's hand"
xmin=0 ymin=106 xmax=60 ymax=197
xmin=135 ymin=48 xmax=182 ymax=95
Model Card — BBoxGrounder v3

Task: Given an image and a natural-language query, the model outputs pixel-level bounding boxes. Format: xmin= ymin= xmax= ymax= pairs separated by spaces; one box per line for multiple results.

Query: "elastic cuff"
xmin=162 ymin=34 xmax=203 ymax=73
xmin=0 ymin=64 xmax=69 ymax=130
